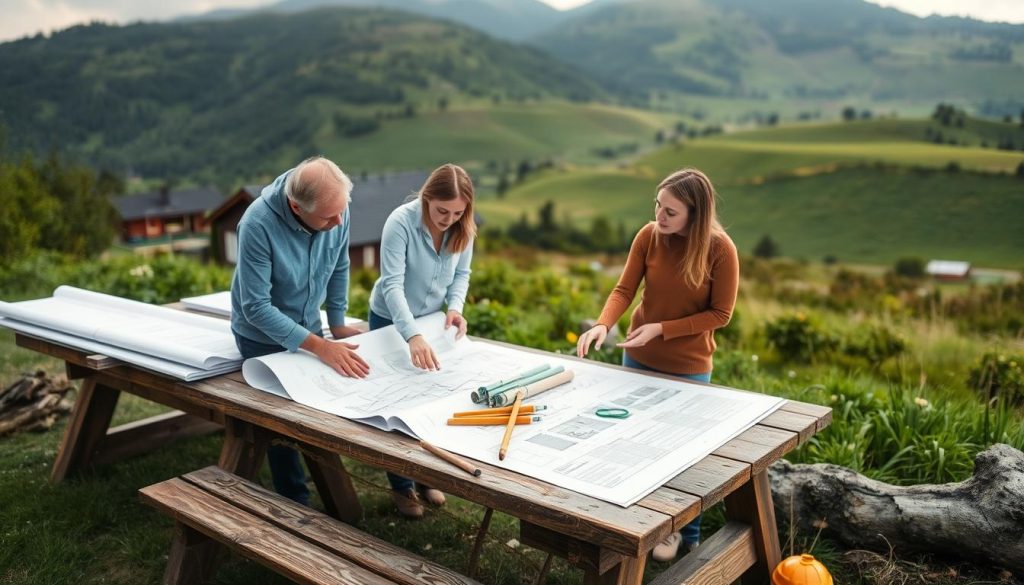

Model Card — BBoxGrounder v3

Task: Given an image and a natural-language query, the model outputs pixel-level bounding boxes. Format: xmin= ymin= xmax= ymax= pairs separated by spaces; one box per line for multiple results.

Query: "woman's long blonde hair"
xmin=657 ymin=168 xmax=726 ymax=288
xmin=420 ymin=163 xmax=476 ymax=253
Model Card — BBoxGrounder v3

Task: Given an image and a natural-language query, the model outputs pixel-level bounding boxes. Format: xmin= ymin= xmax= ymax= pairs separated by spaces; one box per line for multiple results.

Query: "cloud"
xmin=0 ymin=0 xmax=267 ymax=42
xmin=866 ymin=0 xmax=1024 ymax=23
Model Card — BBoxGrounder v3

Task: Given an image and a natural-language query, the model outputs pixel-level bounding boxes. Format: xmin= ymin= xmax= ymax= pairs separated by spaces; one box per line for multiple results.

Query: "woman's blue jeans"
xmin=368 ymin=309 xmax=418 ymax=493
xmin=622 ymin=351 xmax=710 ymax=546
xmin=233 ymin=331 xmax=313 ymax=506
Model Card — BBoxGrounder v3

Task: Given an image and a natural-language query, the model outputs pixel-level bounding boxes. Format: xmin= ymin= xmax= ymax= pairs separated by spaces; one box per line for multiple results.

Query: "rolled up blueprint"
xmin=486 ymin=365 xmax=563 ymax=406
xmin=471 ymin=364 xmax=552 ymax=404
xmin=489 ymin=369 xmax=574 ymax=407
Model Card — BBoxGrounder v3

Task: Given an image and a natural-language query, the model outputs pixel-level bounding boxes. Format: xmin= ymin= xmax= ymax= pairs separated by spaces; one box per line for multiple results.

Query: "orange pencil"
xmin=498 ymin=390 xmax=524 ymax=461
xmin=447 ymin=415 xmax=540 ymax=426
xmin=452 ymin=405 xmax=547 ymax=418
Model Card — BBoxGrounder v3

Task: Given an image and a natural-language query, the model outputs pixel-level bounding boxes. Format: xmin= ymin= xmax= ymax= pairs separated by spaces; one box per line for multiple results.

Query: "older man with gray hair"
xmin=231 ymin=155 xmax=368 ymax=505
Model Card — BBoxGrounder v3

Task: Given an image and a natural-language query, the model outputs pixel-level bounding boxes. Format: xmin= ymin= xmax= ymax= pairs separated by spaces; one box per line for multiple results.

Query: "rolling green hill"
xmin=316 ymin=102 xmax=674 ymax=173
xmin=0 ymin=7 xmax=605 ymax=183
xmin=477 ymin=119 xmax=1024 ymax=268
xmin=534 ymin=0 xmax=1024 ymax=113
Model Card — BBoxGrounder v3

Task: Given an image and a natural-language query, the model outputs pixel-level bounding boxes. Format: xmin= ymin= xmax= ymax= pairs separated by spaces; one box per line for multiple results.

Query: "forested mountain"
xmin=534 ymin=0 xmax=1024 ymax=106
xmin=184 ymin=0 xmax=567 ymax=41
xmin=0 ymin=7 xmax=602 ymax=182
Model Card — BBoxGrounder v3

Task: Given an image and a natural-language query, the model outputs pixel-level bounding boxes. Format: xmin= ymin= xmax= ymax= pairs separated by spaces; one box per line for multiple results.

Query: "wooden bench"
xmin=140 ymin=465 xmax=481 ymax=585
xmin=647 ymin=521 xmax=757 ymax=585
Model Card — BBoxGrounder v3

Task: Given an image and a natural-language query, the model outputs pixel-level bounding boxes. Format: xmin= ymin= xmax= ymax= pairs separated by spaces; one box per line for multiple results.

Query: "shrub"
xmin=967 ymin=352 xmax=1024 ymax=405
xmin=842 ymin=323 xmax=907 ymax=364
xmin=764 ymin=313 xmax=837 ymax=363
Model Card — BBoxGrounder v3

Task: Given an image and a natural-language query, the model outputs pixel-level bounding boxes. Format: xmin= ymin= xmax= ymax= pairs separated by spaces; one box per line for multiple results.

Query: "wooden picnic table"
xmin=15 ymin=329 xmax=831 ymax=585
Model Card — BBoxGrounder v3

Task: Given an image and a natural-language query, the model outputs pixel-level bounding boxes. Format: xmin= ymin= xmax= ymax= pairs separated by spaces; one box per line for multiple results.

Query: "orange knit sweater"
xmin=597 ymin=222 xmax=739 ymax=375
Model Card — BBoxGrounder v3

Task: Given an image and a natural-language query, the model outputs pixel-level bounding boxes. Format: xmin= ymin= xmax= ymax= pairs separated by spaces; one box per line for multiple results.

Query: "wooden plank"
xmin=636 ymin=488 xmax=701 ymax=533
xmin=723 ymin=471 xmax=781 ymax=585
xmin=50 ymin=378 xmax=120 ymax=483
xmin=713 ymin=426 xmax=798 ymax=475
xmin=16 ymin=333 xmax=108 ymax=370
xmin=664 ymin=455 xmax=750 ymax=511
xmin=85 ymin=354 xmax=122 ymax=370
xmin=778 ymin=401 xmax=832 ymax=432
xmin=140 ymin=478 xmax=392 ymax=585
xmin=648 ymin=521 xmax=756 ymax=585
xmin=520 ymin=521 xmax=624 ymax=576
xmin=758 ymin=409 xmax=817 ymax=445
xmin=184 ymin=467 xmax=480 ymax=585
xmin=299 ymin=444 xmax=363 ymax=525
xmin=93 ymin=411 xmax=222 ymax=466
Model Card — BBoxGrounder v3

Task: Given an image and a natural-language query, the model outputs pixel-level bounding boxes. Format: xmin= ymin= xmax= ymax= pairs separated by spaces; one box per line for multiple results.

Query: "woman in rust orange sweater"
xmin=576 ymin=168 xmax=739 ymax=562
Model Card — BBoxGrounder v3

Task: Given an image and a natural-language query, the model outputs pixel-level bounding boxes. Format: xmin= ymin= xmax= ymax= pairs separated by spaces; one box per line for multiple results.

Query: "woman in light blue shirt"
xmin=368 ymin=163 xmax=476 ymax=517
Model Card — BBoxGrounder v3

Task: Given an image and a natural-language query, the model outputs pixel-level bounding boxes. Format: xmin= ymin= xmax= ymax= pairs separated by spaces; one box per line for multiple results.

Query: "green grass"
xmin=2 ymin=252 xmax=1022 ymax=584
xmin=314 ymin=102 xmax=676 ymax=173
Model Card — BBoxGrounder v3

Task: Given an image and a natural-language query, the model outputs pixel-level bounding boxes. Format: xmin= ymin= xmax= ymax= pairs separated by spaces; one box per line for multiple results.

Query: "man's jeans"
xmin=233 ymin=330 xmax=313 ymax=506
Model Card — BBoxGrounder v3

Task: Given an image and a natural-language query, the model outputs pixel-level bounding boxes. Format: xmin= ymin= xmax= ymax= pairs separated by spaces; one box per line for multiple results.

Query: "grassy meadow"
xmin=477 ymin=118 xmax=1024 ymax=268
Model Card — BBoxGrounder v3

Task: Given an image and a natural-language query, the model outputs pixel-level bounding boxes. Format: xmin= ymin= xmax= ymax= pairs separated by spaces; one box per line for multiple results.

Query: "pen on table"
xmin=498 ymin=390 xmax=524 ymax=461
xmin=419 ymin=440 xmax=482 ymax=478
xmin=447 ymin=415 xmax=542 ymax=426
xmin=452 ymin=405 xmax=548 ymax=418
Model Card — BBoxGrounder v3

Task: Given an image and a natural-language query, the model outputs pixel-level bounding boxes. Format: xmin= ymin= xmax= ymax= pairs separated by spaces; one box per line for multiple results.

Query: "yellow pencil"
xmin=447 ymin=415 xmax=540 ymax=426
xmin=498 ymin=390 xmax=524 ymax=461
xmin=452 ymin=405 xmax=547 ymax=418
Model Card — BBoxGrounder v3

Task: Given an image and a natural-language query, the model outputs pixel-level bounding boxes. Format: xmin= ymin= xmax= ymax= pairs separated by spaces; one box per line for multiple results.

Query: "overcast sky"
xmin=1 ymin=0 xmax=1022 ymax=43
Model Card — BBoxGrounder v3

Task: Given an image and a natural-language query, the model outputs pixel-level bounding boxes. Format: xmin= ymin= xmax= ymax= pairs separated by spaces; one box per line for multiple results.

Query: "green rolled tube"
xmin=472 ymin=364 xmax=551 ymax=404
xmin=488 ymin=365 xmax=565 ymax=407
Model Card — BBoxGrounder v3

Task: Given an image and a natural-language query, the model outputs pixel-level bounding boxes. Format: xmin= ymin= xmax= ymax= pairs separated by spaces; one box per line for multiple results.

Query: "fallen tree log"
xmin=768 ymin=443 xmax=1024 ymax=573
xmin=0 ymin=371 xmax=74 ymax=435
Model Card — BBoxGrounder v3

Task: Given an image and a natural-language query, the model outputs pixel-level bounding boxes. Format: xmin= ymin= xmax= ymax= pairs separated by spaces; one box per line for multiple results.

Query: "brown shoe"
xmin=391 ymin=488 xmax=424 ymax=519
xmin=417 ymin=485 xmax=446 ymax=507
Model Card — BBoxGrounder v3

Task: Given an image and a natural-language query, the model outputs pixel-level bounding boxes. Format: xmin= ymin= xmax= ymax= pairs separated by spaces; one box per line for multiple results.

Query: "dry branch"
xmin=0 ymin=370 xmax=74 ymax=435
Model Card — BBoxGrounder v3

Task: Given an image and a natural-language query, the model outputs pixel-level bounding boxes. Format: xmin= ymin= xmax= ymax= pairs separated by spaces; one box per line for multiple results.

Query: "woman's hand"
xmin=445 ymin=310 xmax=468 ymax=340
xmin=617 ymin=323 xmax=663 ymax=349
xmin=408 ymin=335 xmax=440 ymax=370
xmin=576 ymin=324 xmax=608 ymax=358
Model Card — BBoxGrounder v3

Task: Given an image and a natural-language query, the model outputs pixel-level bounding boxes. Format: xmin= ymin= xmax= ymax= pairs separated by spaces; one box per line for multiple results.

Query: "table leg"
xmin=583 ymin=556 xmax=646 ymax=585
xmin=51 ymin=377 xmax=121 ymax=483
xmin=166 ymin=417 xmax=272 ymax=583
xmin=724 ymin=469 xmax=782 ymax=585
xmin=217 ymin=417 xmax=270 ymax=479
xmin=163 ymin=523 xmax=220 ymax=585
xmin=300 ymin=444 xmax=362 ymax=524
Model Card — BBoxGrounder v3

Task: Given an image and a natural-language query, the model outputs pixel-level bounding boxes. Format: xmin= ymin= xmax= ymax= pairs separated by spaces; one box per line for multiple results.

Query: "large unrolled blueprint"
xmin=0 ymin=286 xmax=242 ymax=380
xmin=243 ymin=313 xmax=785 ymax=507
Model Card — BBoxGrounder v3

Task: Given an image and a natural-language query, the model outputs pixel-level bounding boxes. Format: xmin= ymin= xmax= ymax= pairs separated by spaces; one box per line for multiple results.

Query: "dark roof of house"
xmin=113 ymin=186 xmax=223 ymax=220
xmin=210 ymin=170 xmax=483 ymax=247
xmin=349 ymin=171 xmax=428 ymax=246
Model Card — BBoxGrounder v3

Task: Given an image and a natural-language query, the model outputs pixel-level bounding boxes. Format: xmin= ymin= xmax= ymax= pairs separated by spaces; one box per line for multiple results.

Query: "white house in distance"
xmin=926 ymin=260 xmax=971 ymax=281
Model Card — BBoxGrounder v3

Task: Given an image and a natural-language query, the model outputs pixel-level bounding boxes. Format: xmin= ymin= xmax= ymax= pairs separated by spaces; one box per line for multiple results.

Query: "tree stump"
xmin=0 ymin=370 xmax=74 ymax=435
xmin=769 ymin=444 xmax=1024 ymax=573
